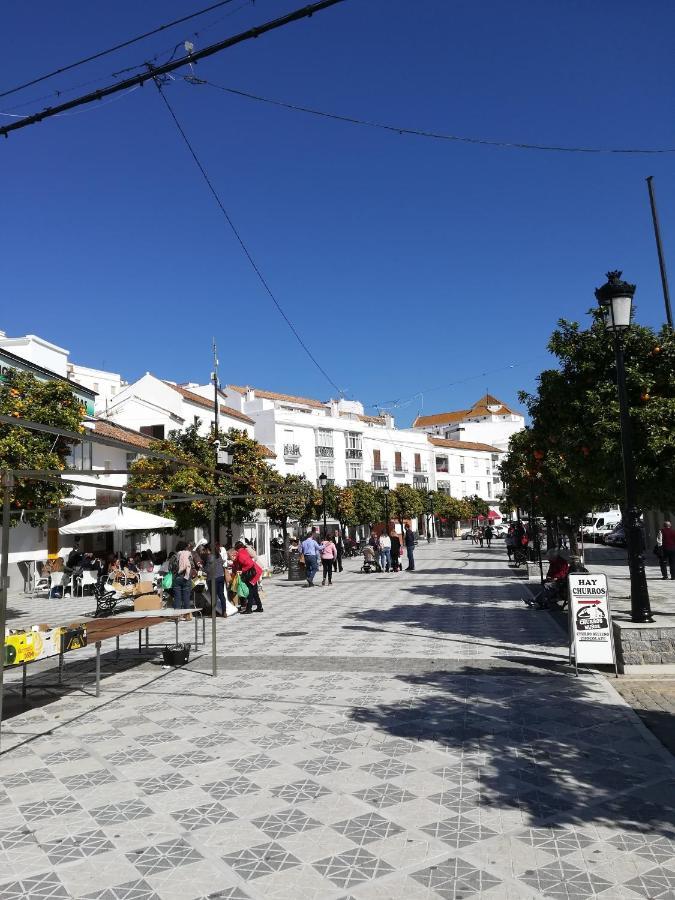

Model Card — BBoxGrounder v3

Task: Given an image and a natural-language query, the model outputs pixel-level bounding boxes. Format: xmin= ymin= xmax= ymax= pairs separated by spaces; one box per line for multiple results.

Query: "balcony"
xmin=283 ymin=443 xmax=301 ymax=460
xmin=371 ymin=474 xmax=389 ymax=488
xmin=372 ymin=462 xmax=389 ymax=474
xmin=394 ymin=462 xmax=409 ymax=474
xmin=346 ymin=448 xmax=363 ymax=459
xmin=413 ymin=475 xmax=429 ymax=489
xmin=315 ymin=446 xmax=334 ymax=458
xmin=414 ymin=463 xmax=429 ymax=474
xmin=346 ymin=478 xmax=363 ymax=487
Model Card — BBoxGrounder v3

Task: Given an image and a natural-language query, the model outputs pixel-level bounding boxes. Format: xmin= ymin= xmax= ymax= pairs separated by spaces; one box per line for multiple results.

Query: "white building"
xmin=222 ymin=385 xmax=438 ymax=492
xmin=413 ymin=393 xmax=525 ymax=452
xmin=67 ymin=362 xmax=126 ymax=413
xmin=428 ymin=437 xmax=504 ymax=503
xmin=99 ymin=373 xmax=256 ymax=440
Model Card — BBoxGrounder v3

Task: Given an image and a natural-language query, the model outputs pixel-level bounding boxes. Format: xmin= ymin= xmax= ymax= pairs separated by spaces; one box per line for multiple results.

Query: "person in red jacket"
xmin=524 ymin=549 xmax=570 ymax=609
xmin=232 ymin=541 xmax=263 ymax=613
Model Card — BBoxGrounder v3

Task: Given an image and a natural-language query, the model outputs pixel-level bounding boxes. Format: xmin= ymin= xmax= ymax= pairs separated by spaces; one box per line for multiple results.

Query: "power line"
xmin=0 ymin=0 xmax=347 ymax=139
xmin=0 ymin=0 xmax=255 ymax=115
xmin=198 ymin=81 xmax=675 ymax=155
xmin=154 ymin=79 xmax=342 ymax=396
xmin=0 ymin=0 xmax=245 ymax=100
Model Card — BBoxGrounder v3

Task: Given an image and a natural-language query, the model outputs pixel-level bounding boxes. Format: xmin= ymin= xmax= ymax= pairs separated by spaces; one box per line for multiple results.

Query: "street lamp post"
xmin=595 ymin=271 xmax=653 ymax=623
xmin=319 ymin=472 xmax=328 ymax=537
xmin=382 ymin=484 xmax=390 ymax=532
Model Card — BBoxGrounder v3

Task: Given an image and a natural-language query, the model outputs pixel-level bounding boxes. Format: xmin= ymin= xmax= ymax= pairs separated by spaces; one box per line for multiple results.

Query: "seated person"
xmin=525 ymin=549 xmax=570 ymax=608
xmin=362 ymin=545 xmax=381 ymax=571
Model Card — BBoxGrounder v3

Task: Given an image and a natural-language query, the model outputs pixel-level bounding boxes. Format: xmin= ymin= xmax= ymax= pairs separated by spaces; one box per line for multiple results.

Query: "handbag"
xmin=236 ymin=579 xmax=250 ymax=599
xmin=298 ymin=553 xmax=306 ymax=567
xmin=162 ymin=572 xmax=173 ymax=589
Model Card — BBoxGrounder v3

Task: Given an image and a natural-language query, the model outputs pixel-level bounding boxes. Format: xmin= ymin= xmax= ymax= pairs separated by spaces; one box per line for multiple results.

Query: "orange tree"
xmin=0 ymin=369 xmax=84 ymax=526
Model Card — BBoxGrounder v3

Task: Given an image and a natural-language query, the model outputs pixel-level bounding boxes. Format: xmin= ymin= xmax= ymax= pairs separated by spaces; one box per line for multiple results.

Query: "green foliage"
xmin=127 ymin=423 xmax=272 ymax=532
xmin=349 ymin=480 xmax=384 ymax=526
xmin=430 ymin=492 xmax=472 ymax=523
xmin=464 ymin=494 xmax=490 ymax=518
xmin=500 ymin=316 xmax=675 ymax=516
xmin=0 ymin=370 xmax=84 ymax=526
xmin=264 ymin=472 xmax=314 ymax=537
xmin=388 ymin=484 xmax=424 ymax=524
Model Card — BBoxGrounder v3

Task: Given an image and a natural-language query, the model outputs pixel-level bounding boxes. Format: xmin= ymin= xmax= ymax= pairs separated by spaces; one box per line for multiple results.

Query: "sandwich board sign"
xmin=568 ymin=572 xmax=617 ymax=675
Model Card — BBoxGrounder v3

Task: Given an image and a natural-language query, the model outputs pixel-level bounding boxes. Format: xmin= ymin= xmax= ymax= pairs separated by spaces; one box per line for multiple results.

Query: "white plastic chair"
xmin=78 ymin=569 xmax=98 ymax=596
xmin=31 ymin=568 xmax=51 ymax=598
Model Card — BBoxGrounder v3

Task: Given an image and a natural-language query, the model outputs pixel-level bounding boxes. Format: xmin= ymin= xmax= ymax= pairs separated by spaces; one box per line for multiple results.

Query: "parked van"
xmin=581 ymin=509 xmax=621 ymax=542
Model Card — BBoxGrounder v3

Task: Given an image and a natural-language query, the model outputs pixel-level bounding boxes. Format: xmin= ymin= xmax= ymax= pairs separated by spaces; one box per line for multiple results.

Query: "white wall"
xmin=0 ymin=333 xmax=69 ymax=376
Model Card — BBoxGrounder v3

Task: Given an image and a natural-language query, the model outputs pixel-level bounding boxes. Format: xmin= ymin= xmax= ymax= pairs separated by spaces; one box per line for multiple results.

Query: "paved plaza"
xmin=1 ymin=541 xmax=675 ymax=899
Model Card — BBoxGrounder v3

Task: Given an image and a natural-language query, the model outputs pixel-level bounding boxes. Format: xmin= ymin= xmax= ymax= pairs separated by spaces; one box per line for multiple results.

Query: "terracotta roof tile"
xmin=227 ymin=384 xmax=325 ymax=409
xmin=428 ymin=436 xmax=502 ymax=453
xmin=413 ymin=394 xmax=519 ymax=428
xmin=165 ymin=383 xmax=255 ymax=424
xmin=94 ymin=420 xmax=153 ymax=450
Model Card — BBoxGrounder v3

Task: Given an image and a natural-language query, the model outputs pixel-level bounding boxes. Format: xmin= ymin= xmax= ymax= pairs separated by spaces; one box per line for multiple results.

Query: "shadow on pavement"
xmin=349 ymin=666 xmax=675 ymax=838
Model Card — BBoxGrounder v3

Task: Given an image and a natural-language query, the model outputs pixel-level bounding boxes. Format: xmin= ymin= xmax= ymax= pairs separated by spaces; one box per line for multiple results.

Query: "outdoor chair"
xmin=30 ymin=567 xmax=51 ymax=598
xmin=77 ymin=569 xmax=98 ymax=596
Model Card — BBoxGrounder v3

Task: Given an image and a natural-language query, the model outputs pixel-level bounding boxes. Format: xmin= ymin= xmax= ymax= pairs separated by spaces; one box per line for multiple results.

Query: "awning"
xmin=59 ymin=506 xmax=175 ymax=534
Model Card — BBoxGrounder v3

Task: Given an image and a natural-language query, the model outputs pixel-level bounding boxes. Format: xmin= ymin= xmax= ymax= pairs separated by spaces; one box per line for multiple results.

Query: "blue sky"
xmin=3 ymin=0 xmax=674 ymax=425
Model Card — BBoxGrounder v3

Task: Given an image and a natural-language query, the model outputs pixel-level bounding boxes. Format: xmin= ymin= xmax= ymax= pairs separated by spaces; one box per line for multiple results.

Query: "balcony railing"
xmin=346 ymin=448 xmax=363 ymax=459
xmin=315 ymin=446 xmax=334 ymax=458
xmin=283 ymin=443 xmax=301 ymax=459
xmin=346 ymin=477 xmax=363 ymax=486
xmin=414 ymin=463 xmax=429 ymax=473
xmin=413 ymin=476 xmax=429 ymax=488
xmin=371 ymin=475 xmax=389 ymax=487
xmin=372 ymin=462 xmax=389 ymax=473
xmin=394 ymin=462 xmax=409 ymax=473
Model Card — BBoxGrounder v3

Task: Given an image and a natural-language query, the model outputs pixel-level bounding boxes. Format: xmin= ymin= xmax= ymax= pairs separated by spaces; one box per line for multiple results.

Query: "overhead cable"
xmin=154 ymin=80 xmax=343 ymax=396
xmin=0 ymin=0 xmax=347 ymax=138
xmin=0 ymin=0 xmax=245 ymax=100
xmin=199 ymin=81 xmax=675 ymax=155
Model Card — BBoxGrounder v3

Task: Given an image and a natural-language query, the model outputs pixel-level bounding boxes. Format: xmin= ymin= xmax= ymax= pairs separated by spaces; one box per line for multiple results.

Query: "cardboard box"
xmin=133 ymin=581 xmax=155 ymax=597
xmin=134 ymin=593 xmax=162 ymax=612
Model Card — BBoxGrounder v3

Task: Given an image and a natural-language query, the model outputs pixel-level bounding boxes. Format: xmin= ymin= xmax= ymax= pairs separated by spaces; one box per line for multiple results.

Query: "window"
xmin=347 ymin=432 xmax=362 ymax=450
xmin=460 ymin=456 xmax=465 ymax=474
xmin=348 ymin=462 xmax=362 ymax=481
xmin=460 ymin=480 xmax=467 ymax=496
xmin=487 ymin=483 xmax=492 ymax=498
xmin=67 ymin=442 xmax=93 ymax=470
xmin=317 ymin=428 xmax=333 ymax=447
xmin=103 ymin=460 xmax=112 ymax=471
xmin=194 ymin=415 xmax=200 ymax=427
xmin=437 ymin=481 xmax=452 ymax=495
xmin=414 ymin=453 xmax=421 ymax=472
xmin=435 ymin=456 xmax=448 ymax=473
xmin=126 ymin=451 xmax=140 ymax=467
xmin=316 ymin=459 xmax=335 ymax=482
xmin=474 ymin=457 xmax=479 ymax=469
xmin=476 ymin=481 xmax=480 ymax=492
xmin=373 ymin=449 xmax=382 ymax=470
xmin=140 ymin=424 xmax=165 ymax=439
xmin=395 ymin=451 xmax=402 ymax=471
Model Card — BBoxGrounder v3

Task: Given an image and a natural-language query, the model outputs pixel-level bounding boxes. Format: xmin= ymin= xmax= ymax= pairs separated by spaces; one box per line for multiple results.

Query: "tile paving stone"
xmin=39 ymin=827 xmax=115 ymax=865
xmin=519 ymin=859 xmax=615 ymax=898
xmin=169 ymin=802 xmax=237 ymax=831
xmin=351 ymin=784 xmax=417 ymax=809
xmin=55 ymin=853 xmax=144 ymax=898
xmin=331 ymin=812 xmax=404 ymax=846
xmin=77 ymin=878 xmax=162 ymax=900
xmin=90 ymin=799 xmax=156 ymax=826
xmin=0 ymin=871 xmax=71 ymax=899
xmin=221 ymin=840 xmax=302 ymax=881
xmin=270 ymin=779 xmax=331 ymax=804
xmin=312 ymin=846 xmax=394 ymax=889
xmin=623 ymin=865 xmax=675 ymax=899
xmin=133 ymin=773 xmax=193 ymax=795
xmin=126 ymin=837 xmax=203 ymax=877
xmin=250 ymin=807 xmax=323 ymax=840
xmin=203 ymin=777 xmax=261 ymax=800
xmin=409 ymin=854 xmax=504 ymax=898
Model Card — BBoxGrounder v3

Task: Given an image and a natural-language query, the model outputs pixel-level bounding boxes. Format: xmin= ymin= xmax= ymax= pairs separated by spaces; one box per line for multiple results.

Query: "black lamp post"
xmin=382 ymin=484 xmax=390 ymax=531
xmin=319 ymin=472 xmax=328 ymax=538
xmin=595 ymin=271 xmax=653 ymax=623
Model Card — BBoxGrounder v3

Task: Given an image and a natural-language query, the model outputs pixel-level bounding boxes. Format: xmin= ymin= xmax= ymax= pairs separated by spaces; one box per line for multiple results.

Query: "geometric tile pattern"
xmin=126 ymin=838 xmax=203 ymax=876
xmin=312 ymin=847 xmax=395 ymax=888
xmin=410 ymin=856 xmax=503 ymax=898
xmin=2 ymin=542 xmax=675 ymax=900
xmin=221 ymin=841 xmax=302 ymax=881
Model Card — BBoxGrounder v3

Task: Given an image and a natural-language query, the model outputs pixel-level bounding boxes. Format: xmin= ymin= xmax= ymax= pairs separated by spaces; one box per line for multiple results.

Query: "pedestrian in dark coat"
xmin=404 ymin=525 xmax=416 ymax=571
xmin=390 ymin=531 xmax=402 ymax=572
xmin=333 ymin=529 xmax=344 ymax=572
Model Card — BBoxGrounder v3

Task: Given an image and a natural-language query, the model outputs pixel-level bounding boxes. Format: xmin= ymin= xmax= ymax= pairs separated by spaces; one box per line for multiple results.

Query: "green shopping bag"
xmin=162 ymin=572 xmax=173 ymax=590
xmin=236 ymin=579 xmax=250 ymax=599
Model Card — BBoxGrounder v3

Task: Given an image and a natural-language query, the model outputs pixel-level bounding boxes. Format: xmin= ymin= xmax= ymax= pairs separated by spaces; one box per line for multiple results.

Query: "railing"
xmin=283 ymin=443 xmax=301 ymax=458
xmin=394 ymin=463 xmax=409 ymax=473
xmin=316 ymin=446 xmax=334 ymax=458
xmin=346 ymin=477 xmax=363 ymax=486
xmin=414 ymin=463 xmax=428 ymax=473
xmin=372 ymin=462 xmax=389 ymax=473
xmin=413 ymin=476 xmax=429 ymax=488
xmin=346 ymin=448 xmax=363 ymax=459
xmin=371 ymin=475 xmax=389 ymax=487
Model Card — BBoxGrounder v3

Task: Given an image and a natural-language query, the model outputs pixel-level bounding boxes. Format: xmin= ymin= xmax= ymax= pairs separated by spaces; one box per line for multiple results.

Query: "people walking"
xmin=320 ymin=535 xmax=337 ymax=585
xmin=657 ymin=521 xmax=675 ymax=580
xmin=478 ymin=527 xmax=484 ymax=548
xmin=301 ymin=531 xmax=322 ymax=587
xmin=232 ymin=541 xmax=263 ymax=612
xmin=171 ymin=541 xmax=194 ymax=610
xmin=505 ymin=525 xmax=515 ymax=561
xmin=333 ymin=529 xmax=344 ymax=572
xmin=484 ymin=524 xmax=493 ymax=547
xmin=379 ymin=531 xmax=392 ymax=572
xmin=404 ymin=525 xmax=416 ymax=571
xmin=206 ymin=545 xmax=226 ymax=614
xmin=390 ymin=530 xmax=401 ymax=572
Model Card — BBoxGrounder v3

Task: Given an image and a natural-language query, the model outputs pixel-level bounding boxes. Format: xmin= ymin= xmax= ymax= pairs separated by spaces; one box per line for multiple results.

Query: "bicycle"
xmin=270 ymin=550 xmax=288 ymax=575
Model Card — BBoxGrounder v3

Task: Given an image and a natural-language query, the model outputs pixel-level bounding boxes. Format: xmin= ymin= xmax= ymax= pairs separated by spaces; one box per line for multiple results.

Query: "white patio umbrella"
xmin=59 ymin=506 xmax=176 ymax=535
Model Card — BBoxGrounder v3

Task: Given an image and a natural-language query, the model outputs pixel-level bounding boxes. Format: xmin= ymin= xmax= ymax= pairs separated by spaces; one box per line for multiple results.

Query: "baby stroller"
xmin=361 ymin=546 xmax=382 ymax=574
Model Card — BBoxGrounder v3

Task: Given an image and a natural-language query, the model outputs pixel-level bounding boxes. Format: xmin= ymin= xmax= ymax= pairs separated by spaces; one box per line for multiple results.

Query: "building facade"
xmin=413 ymin=393 xmax=525 ymax=452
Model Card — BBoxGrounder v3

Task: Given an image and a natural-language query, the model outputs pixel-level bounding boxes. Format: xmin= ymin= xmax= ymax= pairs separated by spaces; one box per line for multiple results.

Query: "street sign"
xmin=568 ymin=573 xmax=617 ymax=672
